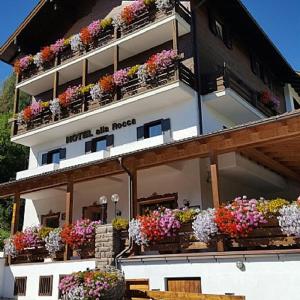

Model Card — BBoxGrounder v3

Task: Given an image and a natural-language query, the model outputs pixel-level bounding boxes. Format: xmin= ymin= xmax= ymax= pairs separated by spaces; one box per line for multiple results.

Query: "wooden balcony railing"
xmin=18 ymin=1 xmax=191 ymax=83
xmin=202 ymin=66 xmax=283 ymax=118
xmin=133 ymin=218 xmax=300 ymax=256
xmin=16 ymin=62 xmax=195 ymax=135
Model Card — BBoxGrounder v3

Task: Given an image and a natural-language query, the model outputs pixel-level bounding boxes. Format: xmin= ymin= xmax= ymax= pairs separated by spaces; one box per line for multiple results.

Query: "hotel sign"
xmin=66 ymin=118 xmax=136 ymax=144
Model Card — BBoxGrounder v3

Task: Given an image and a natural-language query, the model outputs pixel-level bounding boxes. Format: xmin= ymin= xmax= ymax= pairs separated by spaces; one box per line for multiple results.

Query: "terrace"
xmin=3 ymin=111 xmax=300 ymax=265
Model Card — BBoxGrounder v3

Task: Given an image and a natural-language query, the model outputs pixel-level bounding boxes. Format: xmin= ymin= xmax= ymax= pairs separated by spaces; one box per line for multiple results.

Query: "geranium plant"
xmin=260 ymin=90 xmax=280 ymax=112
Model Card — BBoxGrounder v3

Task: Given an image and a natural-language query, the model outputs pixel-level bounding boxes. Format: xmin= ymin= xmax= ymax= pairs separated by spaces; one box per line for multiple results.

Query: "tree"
xmin=0 ymin=73 xmax=29 ymax=247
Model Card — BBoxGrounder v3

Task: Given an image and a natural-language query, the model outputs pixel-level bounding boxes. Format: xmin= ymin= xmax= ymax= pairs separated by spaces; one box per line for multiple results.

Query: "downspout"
xmin=115 ymin=157 xmax=134 ymax=268
xmin=190 ymin=0 xmax=208 ymax=135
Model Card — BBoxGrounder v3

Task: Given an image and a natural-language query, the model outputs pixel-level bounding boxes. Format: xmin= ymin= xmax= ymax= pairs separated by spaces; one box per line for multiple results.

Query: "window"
xmin=208 ymin=9 xmax=232 ymax=49
xmin=39 ymin=276 xmax=53 ymax=296
xmin=14 ymin=277 xmax=27 ymax=296
xmin=85 ymin=135 xmax=114 ymax=154
xmin=41 ymin=212 xmax=60 ymax=228
xmin=83 ymin=205 xmax=107 ymax=224
xmin=137 ymin=119 xmax=171 ymax=140
xmin=41 ymin=148 xmax=66 ymax=165
xmin=250 ymin=54 xmax=270 ymax=85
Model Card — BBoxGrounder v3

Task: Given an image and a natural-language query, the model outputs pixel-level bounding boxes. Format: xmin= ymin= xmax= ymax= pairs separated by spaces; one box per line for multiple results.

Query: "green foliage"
xmin=112 ymin=218 xmax=129 ymax=231
xmin=0 ymin=73 xmax=30 ymax=113
xmin=0 ymin=228 xmax=10 ymax=250
xmin=0 ymin=113 xmax=29 ymax=183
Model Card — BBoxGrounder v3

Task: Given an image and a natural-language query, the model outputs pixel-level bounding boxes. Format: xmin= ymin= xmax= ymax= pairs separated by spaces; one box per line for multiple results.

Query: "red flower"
xmin=40 ymin=46 xmax=54 ymax=63
xmin=13 ymin=232 xmax=26 ymax=252
xmin=23 ymin=106 xmax=33 ymax=122
xmin=215 ymin=207 xmax=239 ymax=238
xmin=14 ymin=60 xmax=21 ymax=74
xmin=99 ymin=75 xmax=115 ymax=94
xmin=121 ymin=6 xmax=135 ymax=25
xmin=80 ymin=27 xmax=92 ymax=45
xmin=58 ymin=92 xmax=70 ymax=108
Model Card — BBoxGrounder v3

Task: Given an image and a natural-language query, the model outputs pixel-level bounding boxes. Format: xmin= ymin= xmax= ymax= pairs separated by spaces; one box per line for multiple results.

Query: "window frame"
xmin=41 ymin=148 xmax=66 ymax=165
xmin=92 ymin=136 xmax=108 ymax=152
xmin=38 ymin=275 xmax=53 ymax=297
xmin=144 ymin=120 xmax=163 ymax=139
xmin=14 ymin=277 xmax=27 ymax=296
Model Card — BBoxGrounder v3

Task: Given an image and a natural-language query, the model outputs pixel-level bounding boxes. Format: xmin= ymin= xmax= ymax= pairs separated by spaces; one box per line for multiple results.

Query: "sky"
xmin=0 ymin=0 xmax=299 ymax=84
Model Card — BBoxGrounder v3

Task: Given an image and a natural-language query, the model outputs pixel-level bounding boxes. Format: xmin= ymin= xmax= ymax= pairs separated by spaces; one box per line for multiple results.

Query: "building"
xmin=0 ymin=0 xmax=300 ymax=299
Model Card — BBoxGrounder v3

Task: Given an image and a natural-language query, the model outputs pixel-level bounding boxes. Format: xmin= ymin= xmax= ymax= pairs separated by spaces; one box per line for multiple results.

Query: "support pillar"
xmin=131 ymin=168 xmax=138 ymax=219
xmin=53 ymin=71 xmax=59 ymax=99
xmin=82 ymin=58 xmax=88 ymax=112
xmin=11 ymin=74 xmax=20 ymax=136
xmin=64 ymin=181 xmax=74 ymax=261
xmin=210 ymin=154 xmax=224 ymax=252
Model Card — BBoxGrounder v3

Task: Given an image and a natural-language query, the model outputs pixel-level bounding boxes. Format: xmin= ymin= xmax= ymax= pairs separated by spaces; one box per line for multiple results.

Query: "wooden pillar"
xmin=172 ymin=19 xmax=179 ymax=52
xmin=10 ymin=192 xmax=21 ymax=235
xmin=53 ymin=71 xmax=59 ymax=99
xmin=11 ymin=74 xmax=20 ymax=136
xmin=82 ymin=59 xmax=88 ymax=111
xmin=210 ymin=154 xmax=224 ymax=252
xmin=64 ymin=181 xmax=74 ymax=261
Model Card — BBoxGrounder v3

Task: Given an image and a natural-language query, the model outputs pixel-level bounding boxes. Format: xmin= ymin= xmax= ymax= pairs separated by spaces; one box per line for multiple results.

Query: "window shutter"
xmin=59 ymin=148 xmax=66 ymax=160
xmin=106 ymin=135 xmax=114 ymax=147
xmin=41 ymin=153 xmax=48 ymax=165
xmin=85 ymin=141 xmax=92 ymax=153
xmin=208 ymin=10 xmax=217 ymax=35
xmin=137 ymin=126 xmax=145 ymax=141
xmin=250 ymin=54 xmax=257 ymax=75
xmin=162 ymin=118 xmax=171 ymax=132
xmin=224 ymin=26 xmax=233 ymax=49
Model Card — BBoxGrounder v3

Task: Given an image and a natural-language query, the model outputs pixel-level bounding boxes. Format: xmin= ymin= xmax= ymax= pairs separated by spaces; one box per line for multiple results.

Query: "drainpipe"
xmin=115 ymin=157 xmax=134 ymax=268
xmin=190 ymin=0 xmax=208 ymax=135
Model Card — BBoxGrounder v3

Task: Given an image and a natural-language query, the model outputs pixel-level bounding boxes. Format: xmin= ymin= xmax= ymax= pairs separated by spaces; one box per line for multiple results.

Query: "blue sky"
xmin=0 ymin=0 xmax=299 ymax=84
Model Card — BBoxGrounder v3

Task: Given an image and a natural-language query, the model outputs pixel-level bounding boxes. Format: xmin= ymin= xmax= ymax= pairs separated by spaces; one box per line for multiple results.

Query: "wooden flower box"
xmin=228 ymin=216 xmax=300 ymax=250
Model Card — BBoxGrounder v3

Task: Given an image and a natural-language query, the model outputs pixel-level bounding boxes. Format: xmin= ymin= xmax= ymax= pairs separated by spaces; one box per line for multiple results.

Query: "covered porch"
xmin=2 ymin=111 xmax=300 ymax=264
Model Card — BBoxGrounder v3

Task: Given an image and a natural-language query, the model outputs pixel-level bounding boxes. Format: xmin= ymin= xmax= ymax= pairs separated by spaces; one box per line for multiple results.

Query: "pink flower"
xmin=88 ymin=20 xmax=101 ymax=37
xmin=50 ymin=39 xmax=65 ymax=55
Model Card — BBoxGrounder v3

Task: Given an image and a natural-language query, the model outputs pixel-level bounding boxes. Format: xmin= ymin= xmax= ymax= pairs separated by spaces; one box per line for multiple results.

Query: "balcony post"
xmin=210 ymin=154 xmax=224 ymax=252
xmin=82 ymin=58 xmax=89 ymax=112
xmin=11 ymin=74 xmax=20 ymax=136
xmin=132 ymin=168 xmax=138 ymax=218
xmin=64 ymin=181 xmax=74 ymax=261
xmin=172 ymin=19 xmax=179 ymax=52
xmin=53 ymin=71 xmax=59 ymax=99
xmin=114 ymin=44 xmax=120 ymax=100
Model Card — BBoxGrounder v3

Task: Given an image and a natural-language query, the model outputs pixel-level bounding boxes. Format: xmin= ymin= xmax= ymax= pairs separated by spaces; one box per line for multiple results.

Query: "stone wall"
xmin=95 ymin=224 xmax=122 ymax=269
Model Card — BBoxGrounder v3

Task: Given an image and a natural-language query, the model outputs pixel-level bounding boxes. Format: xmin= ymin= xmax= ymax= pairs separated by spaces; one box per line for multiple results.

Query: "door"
xmin=166 ymin=277 xmax=201 ymax=294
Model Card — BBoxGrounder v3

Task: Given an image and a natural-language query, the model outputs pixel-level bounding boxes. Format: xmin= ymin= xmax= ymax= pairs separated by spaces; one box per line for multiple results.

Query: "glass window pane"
xmin=96 ymin=139 xmax=107 ymax=151
xmin=51 ymin=152 xmax=60 ymax=164
xmin=148 ymin=123 xmax=162 ymax=137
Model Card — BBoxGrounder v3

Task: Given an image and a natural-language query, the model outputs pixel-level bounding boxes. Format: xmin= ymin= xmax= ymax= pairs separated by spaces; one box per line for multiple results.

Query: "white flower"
xmin=137 ymin=63 xmax=150 ymax=84
xmin=70 ymin=34 xmax=83 ymax=52
xmin=33 ymin=52 xmax=43 ymax=68
xmin=192 ymin=208 xmax=218 ymax=243
xmin=44 ymin=228 xmax=63 ymax=255
xmin=67 ymin=285 xmax=84 ymax=300
xmin=128 ymin=219 xmax=148 ymax=245
xmin=49 ymin=98 xmax=61 ymax=116
xmin=4 ymin=238 xmax=17 ymax=257
xmin=155 ymin=0 xmax=173 ymax=12
xmin=17 ymin=111 xmax=24 ymax=125
xmin=90 ymin=84 xmax=102 ymax=101
xmin=278 ymin=204 xmax=300 ymax=237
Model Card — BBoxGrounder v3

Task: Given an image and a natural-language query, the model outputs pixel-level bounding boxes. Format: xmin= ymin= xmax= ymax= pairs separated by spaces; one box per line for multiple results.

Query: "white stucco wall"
xmin=0 ymin=254 xmax=5 ymax=298
xmin=121 ymin=255 xmax=300 ymax=300
xmin=1 ymin=260 xmax=97 ymax=300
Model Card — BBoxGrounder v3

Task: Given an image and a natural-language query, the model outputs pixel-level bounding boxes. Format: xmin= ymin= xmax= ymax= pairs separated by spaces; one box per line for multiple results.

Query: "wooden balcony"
xmin=202 ymin=67 xmax=283 ymax=121
xmin=13 ymin=63 xmax=195 ymax=146
xmin=16 ymin=2 xmax=191 ymax=94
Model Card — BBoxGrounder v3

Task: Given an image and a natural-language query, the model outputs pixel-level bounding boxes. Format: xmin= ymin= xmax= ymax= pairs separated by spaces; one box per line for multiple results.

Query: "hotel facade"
xmin=0 ymin=0 xmax=300 ymax=299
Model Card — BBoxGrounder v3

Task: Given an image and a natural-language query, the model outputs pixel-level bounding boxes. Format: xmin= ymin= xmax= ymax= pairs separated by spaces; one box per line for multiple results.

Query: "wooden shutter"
xmin=208 ymin=9 xmax=217 ymax=35
xmin=166 ymin=278 xmax=201 ymax=294
xmin=106 ymin=135 xmax=114 ymax=147
xmin=137 ymin=126 xmax=145 ymax=141
xmin=59 ymin=148 xmax=66 ymax=160
xmin=41 ymin=153 xmax=48 ymax=165
xmin=162 ymin=118 xmax=171 ymax=132
xmin=14 ymin=277 xmax=27 ymax=296
xmin=39 ymin=276 xmax=53 ymax=296
xmin=85 ymin=140 xmax=92 ymax=153
xmin=224 ymin=25 xmax=233 ymax=49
